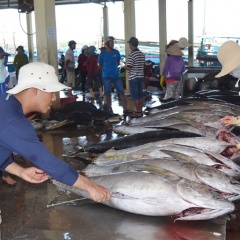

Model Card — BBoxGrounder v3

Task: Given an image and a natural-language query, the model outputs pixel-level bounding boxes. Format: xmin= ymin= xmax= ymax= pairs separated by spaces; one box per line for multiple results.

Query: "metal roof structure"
xmin=0 ymin=0 xmax=123 ymax=10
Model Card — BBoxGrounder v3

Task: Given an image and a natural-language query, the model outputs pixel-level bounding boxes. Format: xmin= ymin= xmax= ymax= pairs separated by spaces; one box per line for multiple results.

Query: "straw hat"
xmin=7 ymin=62 xmax=71 ymax=94
xmin=215 ymin=40 xmax=240 ymax=78
xmin=177 ymin=37 xmax=191 ymax=49
xmin=165 ymin=44 xmax=183 ymax=56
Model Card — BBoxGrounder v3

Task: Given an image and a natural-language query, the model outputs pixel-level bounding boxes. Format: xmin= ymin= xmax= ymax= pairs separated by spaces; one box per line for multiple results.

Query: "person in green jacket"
xmin=13 ymin=46 xmax=29 ymax=81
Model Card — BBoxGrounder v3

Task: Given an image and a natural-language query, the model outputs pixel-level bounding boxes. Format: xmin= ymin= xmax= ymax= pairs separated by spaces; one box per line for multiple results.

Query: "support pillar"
xmin=34 ymin=0 xmax=60 ymax=111
xmin=188 ymin=0 xmax=194 ymax=66
xmin=26 ymin=12 xmax=34 ymax=63
xmin=158 ymin=0 xmax=167 ymax=75
xmin=124 ymin=0 xmax=135 ymax=92
xmin=103 ymin=5 xmax=109 ymax=41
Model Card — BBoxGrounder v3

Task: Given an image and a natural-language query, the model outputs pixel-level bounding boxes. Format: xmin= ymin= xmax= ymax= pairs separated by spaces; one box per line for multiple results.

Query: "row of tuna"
xmin=55 ymin=94 xmax=240 ymax=221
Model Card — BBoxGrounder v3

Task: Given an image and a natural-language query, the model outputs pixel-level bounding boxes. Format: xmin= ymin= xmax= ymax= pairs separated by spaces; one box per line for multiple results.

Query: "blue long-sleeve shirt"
xmin=0 ymin=94 xmax=78 ymax=185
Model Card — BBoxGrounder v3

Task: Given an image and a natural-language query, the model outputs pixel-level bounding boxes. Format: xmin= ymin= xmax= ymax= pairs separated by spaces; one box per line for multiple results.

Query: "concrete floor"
xmin=0 ymin=91 xmax=240 ymax=240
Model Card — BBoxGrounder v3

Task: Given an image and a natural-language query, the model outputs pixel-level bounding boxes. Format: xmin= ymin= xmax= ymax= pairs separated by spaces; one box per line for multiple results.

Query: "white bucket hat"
xmin=82 ymin=45 xmax=88 ymax=50
xmin=7 ymin=62 xmax=71 ymax=94
xmin=177 ymin=37 xmax=191 ymax=49
xmin=215 ymin=40 xmax=240 ymax=78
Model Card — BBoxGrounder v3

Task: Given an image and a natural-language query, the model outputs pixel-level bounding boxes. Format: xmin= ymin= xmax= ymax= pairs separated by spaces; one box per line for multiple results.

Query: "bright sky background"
xmin=0 ymin=0 xmax=239 ymax=51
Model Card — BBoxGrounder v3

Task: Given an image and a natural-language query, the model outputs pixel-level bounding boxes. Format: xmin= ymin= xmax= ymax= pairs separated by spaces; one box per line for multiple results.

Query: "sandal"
xmin=129 ymin=111 xmax=143 ymax=118
xmin=2 ymin=176 xmax=17 ymax=187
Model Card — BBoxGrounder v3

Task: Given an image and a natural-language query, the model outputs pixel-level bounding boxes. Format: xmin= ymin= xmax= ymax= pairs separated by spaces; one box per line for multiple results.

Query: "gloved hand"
xmin=160 ymin=75 xmax=165 ymax=89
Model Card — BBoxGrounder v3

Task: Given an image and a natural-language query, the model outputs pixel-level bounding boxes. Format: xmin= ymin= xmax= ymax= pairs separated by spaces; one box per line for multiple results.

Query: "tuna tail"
xmin=52 ymin=179 xmax=90 ymax=199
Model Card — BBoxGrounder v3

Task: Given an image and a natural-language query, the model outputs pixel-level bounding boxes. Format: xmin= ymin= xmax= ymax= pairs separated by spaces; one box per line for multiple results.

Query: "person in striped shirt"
xmin=125 ymin=37 xmax=145 ymax=118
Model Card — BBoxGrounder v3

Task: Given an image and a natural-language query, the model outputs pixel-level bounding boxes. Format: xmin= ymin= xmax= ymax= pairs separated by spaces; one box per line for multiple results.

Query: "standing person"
xmin=0 ymin=62 xmax=111 ymax=202
xmin=13 ymin=46 xmax=29 ymax=81
xmin=0 ymin=47 xmax=17 ymax=187
xmin=0 ymin=46 xmax=9 ymax=66
xmin=160 ymin=37 xmax=190 ymax=90
xmin=161 ymin=43 xmax=185 ymax=100
xmin=86 ymin=46 xmax=103 ymax=99
xmin=64 ymin=40 xmax=77 ymax=97
xmin=98 ymin=36 xmax=129 ymax=114
xmin=215 ymin=41 xmax=240 ymax=126
xmin=125 ymin=37 xmax=145 ymax=118
xmin=78 ymin=45 xmax=88 ymax=96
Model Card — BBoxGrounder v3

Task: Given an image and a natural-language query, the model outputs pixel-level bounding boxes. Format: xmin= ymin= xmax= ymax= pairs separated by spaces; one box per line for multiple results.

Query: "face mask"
xmin=230 ymin=66 xmax=240 ymax=78
xmin=0 ymin=59 xmax=4 ymax=68
xmin=229 ymin=66 xmax=240 ymax=94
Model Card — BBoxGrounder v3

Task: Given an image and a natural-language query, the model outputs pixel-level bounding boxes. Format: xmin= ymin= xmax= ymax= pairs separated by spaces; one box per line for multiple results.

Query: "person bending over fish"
xmin=216 ymin=41 xmax=240 ymax=127
xmin=0 ymin=62 xmax=111 ymax=202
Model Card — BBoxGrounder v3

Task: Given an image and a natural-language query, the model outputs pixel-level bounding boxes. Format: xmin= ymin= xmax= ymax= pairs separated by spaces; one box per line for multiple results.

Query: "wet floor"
xmin=1 ymin=90 xmax=240 ymax=240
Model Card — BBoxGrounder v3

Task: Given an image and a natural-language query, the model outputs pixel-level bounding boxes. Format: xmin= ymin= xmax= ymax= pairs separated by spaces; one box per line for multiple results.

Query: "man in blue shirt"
xmin=0 ymin=62 xmax=111 ymax=202
xmin=98 ymin=36 xmax=129 ymax=115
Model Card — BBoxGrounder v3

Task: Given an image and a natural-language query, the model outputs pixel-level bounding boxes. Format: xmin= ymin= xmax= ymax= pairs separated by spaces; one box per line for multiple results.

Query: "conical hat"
xmin=165 ymin=44 xmax=183 ymax=56
xmin=215 ymin=40 xmax=240 ymax=78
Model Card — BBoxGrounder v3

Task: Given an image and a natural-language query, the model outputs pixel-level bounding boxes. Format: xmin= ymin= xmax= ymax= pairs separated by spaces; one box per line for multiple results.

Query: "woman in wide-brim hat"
xmin=160 ymin=43 xmax=185 ymax=100
xmin=217 ymin=40 xmax=240 ymax=127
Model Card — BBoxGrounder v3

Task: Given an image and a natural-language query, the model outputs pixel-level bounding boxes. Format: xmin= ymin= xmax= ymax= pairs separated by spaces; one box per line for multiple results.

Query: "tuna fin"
xmin=159 ymin=150 xmax=195 ymax=164
xmin=176 ymin=207 xmax=234 ymax=221
xmin=130 ymin=164 xmax=181 ymax=181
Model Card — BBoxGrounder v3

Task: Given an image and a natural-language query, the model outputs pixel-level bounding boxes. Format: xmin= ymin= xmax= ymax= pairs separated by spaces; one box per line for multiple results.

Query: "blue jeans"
xmin=102 ymin=77 xmax=124 ymax=95
xmin=129 ymin=77 xmax=144 ymax=101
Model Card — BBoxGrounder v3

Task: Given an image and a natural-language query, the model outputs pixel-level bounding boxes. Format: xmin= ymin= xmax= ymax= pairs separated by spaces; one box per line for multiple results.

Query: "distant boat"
xmin=196 ymin=38 xmax=221 ymax=67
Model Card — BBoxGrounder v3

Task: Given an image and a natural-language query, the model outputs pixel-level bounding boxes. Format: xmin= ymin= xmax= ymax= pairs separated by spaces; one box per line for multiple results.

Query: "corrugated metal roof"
xmin=0 ymin=0 xmax=123 ymax=10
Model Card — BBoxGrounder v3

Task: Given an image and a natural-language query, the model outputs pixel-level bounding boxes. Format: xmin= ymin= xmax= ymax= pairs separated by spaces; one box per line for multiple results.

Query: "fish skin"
xmin=52 ymin=172 xmax=235 ymax=220
xmin=129 ymin=105 xmax=211 ymax=125
xmin=113 ymin=125 xmax=157 ymax=135
xmin=94 ymin=147 xmax=171 ymax=166
xmin=84 ymin=130 xmax=201 ymax=153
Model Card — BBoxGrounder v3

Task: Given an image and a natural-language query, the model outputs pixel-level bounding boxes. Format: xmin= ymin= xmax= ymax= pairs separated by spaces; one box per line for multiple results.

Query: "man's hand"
xmin=20 ymin=167 xmax=49 ymax=183
xmin=5 ymin=162 xmax=49 ymax=184
xmin=74 ymin=174 xmax=111 ymax=202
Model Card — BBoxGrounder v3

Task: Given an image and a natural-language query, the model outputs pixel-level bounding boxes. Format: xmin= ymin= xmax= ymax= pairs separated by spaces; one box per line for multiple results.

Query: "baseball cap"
xmin=127 ymin=37 xmax=138 ymax=46
xmin=68 ymin=40 xmax=77 ymax=47
xmin=104 ymin=36 xmax=115 ymax=44
xmin=7 ymin=62 xmax=71 ymax=94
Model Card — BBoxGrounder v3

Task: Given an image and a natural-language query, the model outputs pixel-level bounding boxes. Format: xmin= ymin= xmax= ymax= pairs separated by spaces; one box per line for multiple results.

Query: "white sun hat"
xmin=82 ymin=45 xmax=88 ymax=50
xmin=215 ymin=40 xmax=240 ymax=78
xmin=177 ymin=37 xmax=191 ymax=49
xmin=7 ymin=62 xmax=71 ymax=94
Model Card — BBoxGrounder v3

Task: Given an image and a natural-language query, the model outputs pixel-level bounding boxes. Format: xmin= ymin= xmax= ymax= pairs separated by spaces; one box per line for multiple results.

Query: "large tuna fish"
xmin=84 ymin=130 xmax=201 ymax=153
xmin=99 ymin=137 xmax=233 ymax=157
xmin=52 ymin=171 xmax=235 ymax=221
xmin=129 ymin=105 xmax=210 ymax=125
xmin=156 ymin=144 xmax=240 ymax=178
xmin=83 ymin=159 xmax=240 ymax=201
